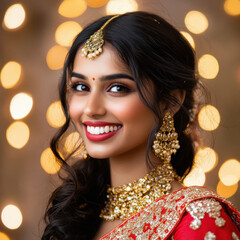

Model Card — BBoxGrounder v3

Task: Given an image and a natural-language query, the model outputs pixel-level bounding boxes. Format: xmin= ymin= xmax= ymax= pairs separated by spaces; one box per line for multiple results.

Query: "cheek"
xmin=68 ymin=97 xmax=83 ymax=121
xmin=111 ymin=95 xmax=155 ymax=126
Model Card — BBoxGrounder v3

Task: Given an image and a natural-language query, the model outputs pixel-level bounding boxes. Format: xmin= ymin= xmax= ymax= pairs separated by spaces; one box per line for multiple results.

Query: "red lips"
xmin=83 ymin=121 xmax=122 ymax=142
xmin=83 ymin=121 xmax=121 ymax=127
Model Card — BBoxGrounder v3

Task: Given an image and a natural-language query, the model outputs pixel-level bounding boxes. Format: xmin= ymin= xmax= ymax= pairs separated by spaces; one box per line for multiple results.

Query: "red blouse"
xmin=99 ymin=186 xmax=240 ymax=239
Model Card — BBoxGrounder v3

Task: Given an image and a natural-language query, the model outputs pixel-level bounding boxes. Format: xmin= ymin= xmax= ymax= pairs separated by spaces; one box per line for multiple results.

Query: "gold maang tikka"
xmin=81 ymin=15 xmax=119 ymax=60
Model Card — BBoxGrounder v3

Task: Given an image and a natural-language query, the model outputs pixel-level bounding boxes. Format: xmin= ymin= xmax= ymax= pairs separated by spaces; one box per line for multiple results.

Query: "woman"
xmin=41 ymin=12 xmax=240 ymax=239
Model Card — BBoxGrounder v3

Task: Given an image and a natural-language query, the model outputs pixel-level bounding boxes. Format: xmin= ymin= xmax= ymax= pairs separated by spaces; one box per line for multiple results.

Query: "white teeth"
xmin=105 ymin=126 xmax=109 ymax=133
xmin=87 ymin=126 xmax=90 ymax=132
xmin=100 ymin=127 xmax=104 ymax=134
xmin=87 ymin=125 xmax=121 ymax=135
xmin=94 ymin=127 xmax=100 ymax=134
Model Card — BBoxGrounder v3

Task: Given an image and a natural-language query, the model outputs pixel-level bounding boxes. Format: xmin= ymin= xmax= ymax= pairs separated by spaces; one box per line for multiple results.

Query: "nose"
xmin=84 ymin=90 xmax=106 ymax=118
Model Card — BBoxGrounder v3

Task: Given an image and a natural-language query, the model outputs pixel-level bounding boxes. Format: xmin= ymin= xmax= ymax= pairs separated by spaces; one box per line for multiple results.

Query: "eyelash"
xmin=108 ymin=83 xmax=131 ymax=93
xmin=70 ymin=82 xmax=131 ymax=93
xmin=71 ymin=83 xmax=89 ymax=92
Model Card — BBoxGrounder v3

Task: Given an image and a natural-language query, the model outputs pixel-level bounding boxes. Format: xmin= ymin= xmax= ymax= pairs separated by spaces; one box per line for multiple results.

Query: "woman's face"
xmin=68 ymin=44 xmax=155 ymax=159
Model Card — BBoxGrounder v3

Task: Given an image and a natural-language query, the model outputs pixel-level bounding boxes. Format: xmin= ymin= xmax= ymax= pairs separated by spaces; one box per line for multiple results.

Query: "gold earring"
xmin=81 ymin=141 xmax=89 ymax=160
xmin=152 ymin=112 xmax=180 ymax=163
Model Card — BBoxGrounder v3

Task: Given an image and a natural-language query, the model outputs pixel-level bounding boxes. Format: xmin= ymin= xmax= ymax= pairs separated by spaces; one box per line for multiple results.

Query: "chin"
xmin=85 ymin=143 xmax=119 ymax=159
xmin=87 ymin=150 xmax=110 ymax=159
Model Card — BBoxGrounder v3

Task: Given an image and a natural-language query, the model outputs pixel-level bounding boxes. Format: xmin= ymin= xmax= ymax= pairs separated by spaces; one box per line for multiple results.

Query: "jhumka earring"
xmin=81 ymin=15 xmax=119 ymax=60
xmin=81 ymin=141 xmax=88 ymax=160
xmin=152 ymin=112 xmax=180 ymax=179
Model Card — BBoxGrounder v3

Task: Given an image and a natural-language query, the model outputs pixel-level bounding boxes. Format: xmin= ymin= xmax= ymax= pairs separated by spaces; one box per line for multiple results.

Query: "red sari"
xmin=99 ymin=186 xmax=240 ymax=239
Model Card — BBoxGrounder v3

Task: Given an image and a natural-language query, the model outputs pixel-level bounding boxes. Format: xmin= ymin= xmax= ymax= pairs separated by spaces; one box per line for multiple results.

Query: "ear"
xmin=161 ymin=89 xmax=186 ymax=114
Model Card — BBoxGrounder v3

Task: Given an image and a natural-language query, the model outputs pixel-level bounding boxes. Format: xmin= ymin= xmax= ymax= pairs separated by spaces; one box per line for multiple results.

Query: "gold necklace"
xmin=100 ymin=164 xmax=175 ymax=221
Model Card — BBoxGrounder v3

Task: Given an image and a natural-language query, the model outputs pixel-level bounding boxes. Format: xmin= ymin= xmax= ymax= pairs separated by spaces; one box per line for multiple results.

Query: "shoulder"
xmin=170 ymin=187 xmax=240 ymax=240
xmin=99 ymin=186 xmax=240 ymax=240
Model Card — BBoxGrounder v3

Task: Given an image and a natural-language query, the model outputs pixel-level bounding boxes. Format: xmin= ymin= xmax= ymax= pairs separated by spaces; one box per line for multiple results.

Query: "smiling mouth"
xmin=83 ymin=121 xmax=122 ymax=141
xmin=86 ymin=125 xmax=122 ymax=135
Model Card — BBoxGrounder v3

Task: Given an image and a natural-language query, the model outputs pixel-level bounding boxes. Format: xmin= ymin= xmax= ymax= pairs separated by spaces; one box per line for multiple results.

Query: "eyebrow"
xmin=71 ymin=72 xmax=134 ymax=81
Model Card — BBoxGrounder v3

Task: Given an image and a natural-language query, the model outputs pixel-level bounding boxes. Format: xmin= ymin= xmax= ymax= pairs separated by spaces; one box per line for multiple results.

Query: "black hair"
xmin=42 ymin=11 xmax=201 ymax=240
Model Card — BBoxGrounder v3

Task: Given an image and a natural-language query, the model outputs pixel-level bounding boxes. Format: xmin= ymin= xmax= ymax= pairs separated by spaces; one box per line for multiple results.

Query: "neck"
xmin=101 ymin=156 xmax=176 ymax=221
xmin=109 ymin=142 xmax=150 ymax=187
xmin=108 ymin=142 xmax=161 ymax=187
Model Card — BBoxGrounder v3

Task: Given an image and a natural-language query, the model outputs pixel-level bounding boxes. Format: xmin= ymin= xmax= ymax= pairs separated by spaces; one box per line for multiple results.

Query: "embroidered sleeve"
xmin=171 ymin=198 xmax=240 ymax=240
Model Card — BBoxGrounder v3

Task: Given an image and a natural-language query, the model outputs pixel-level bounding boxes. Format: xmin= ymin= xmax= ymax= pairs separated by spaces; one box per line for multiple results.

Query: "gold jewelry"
xmin=152 ymin=112 xmax=180 ymax=163
xmin=81 ymin=141 xmax=88 ymax=160
xmin=81 ymin=15 xmax=119 ymax=60
xmin=100 ymin=112 xmax=180 ymax=221
xmin=100 ymin=165 xmax=174 ymax=221
xmin=184 ymin=123 xmax=191 ymax=135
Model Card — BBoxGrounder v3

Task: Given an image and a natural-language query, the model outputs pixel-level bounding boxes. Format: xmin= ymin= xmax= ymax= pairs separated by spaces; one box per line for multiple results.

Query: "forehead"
xmin=72 ymin=43 xmax=130 ymax=76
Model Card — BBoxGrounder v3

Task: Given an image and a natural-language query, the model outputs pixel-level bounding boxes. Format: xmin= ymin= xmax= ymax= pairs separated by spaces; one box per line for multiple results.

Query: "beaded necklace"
xmin=100 ymin=164 xmax=175 ymax=221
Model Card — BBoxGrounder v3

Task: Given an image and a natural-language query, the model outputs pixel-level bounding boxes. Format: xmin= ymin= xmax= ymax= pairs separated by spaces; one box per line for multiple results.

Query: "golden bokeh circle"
xmin=58 ymin=0 xmax=87 ymax=18
xmin=224 ymin=0 xmax=240 ymax=16
xmin=55 ymin=21 xmax=82 ymax=47
xmin=219 ymin=159 xmax=240 ymax=186
xmin=3 ymin=3 xmax=26 ymax=30
xmin=46 ymin=101 xmax=66 ymax=128
xmin=0 ymin=232 xmax=10 ymax=240
xmin=87 ymin=0 xmax=109 ymax=8
xmin=64 ymin=132 xmax=82 ymax=155
xmin=0 ymin=61 xmax=22 ymax=89
xmin=106 ymin=0 xmax=138 ymax=15
xmin=40 ymin=148 xmax=62 ymax=174
xmin=180 ymin=31 xmax=195 ymax=49
xmin=217 ymin=181 xmax=238 ymax=198
xmin=46 ymin=45 xmax=68 ymax=70
xmin=184 ymin=11 xmax=208 ymax=34
xmin=198 ymin=105 xmax=221 ymax=131
xmin=10 ymin=93 xmax=33 ymax=120
xmin=6 ymin=121 xmax=30 ymax=149
xmin=1 ymin=204 xmax=23 ymax=230
xmin=194 ymin=147 xmax=218 ymax=173
xmin=198 ymin=54 xmax=219 ymax=79
xmin=183 ymin=167 xmax=206 ymax=187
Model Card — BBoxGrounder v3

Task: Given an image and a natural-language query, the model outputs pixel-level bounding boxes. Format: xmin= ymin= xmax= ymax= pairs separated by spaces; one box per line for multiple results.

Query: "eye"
xmin=71 ymin=83 xmax=89 ymax=92
xmin=109 ymin=84 xmax=131 ymax=93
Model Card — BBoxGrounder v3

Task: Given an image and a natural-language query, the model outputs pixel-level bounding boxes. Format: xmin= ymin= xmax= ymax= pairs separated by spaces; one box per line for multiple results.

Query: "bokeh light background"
xmin=0 ymin=0 xmax=240 ymax=239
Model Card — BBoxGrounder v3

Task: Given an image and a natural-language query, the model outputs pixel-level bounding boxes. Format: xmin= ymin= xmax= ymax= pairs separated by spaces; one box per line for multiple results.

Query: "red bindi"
xmin=92 ymin=77 xmax=95 ymax=80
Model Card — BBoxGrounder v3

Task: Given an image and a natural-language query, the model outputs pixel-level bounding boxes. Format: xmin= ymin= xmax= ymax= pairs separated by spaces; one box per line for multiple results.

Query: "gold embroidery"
xmin=204 ymin=231 xmax=216 ymax=240
xmin=186 ymin=198 xmax=226 ymax=230
xmin=232 ymin=232 xmax=240 ymax=240
xmin=99 ymin=186 xmax=240 ymax=240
